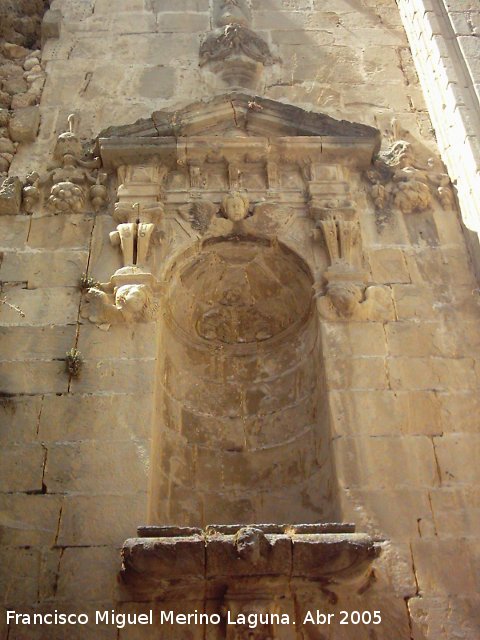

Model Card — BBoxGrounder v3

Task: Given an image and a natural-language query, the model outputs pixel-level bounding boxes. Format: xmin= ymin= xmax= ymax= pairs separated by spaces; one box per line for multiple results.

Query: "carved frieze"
xmin=365 ymin=138 xmax=454 ymax=215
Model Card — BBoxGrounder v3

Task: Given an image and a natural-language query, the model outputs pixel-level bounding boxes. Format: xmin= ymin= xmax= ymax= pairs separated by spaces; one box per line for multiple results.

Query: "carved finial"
xmin=67 ymin=113 xmax=76 ymax=135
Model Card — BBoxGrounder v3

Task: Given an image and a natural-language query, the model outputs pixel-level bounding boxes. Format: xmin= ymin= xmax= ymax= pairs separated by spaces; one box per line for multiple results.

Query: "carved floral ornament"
xmin=0 ymin=114 xmax=108 ymax=216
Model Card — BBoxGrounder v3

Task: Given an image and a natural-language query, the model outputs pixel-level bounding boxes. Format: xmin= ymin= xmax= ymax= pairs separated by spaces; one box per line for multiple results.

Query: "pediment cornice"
xmin=97 ymin=93 xmax=380 ymax=170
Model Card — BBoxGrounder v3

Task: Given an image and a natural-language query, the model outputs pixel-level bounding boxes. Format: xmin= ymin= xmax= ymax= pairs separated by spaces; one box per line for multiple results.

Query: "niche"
xmin=148 ymin=235 xmax=339 ymax=525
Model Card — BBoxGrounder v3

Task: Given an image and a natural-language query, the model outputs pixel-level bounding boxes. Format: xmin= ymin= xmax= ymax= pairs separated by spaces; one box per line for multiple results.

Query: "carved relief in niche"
xmin=168 ymin=238 xmax=312 ymax=346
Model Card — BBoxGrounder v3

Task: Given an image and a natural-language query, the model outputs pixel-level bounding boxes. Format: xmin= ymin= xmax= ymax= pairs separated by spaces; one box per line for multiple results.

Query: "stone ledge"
xmin=120 ymin=523 xmax=380 ymax=601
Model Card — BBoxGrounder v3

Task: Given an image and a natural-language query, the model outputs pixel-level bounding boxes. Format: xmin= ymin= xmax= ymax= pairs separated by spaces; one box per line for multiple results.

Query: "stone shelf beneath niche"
xmin=119 ymin=523 xmax=380 ymax=602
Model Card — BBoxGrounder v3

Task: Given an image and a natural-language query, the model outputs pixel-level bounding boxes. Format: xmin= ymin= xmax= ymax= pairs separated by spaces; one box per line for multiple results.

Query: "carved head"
xmin=222 ymin=191 xmax=250 ymax=222
xmin=115 ymin=284 xmax=153 ymax=321
xmin=214 ymin=0 xmax=251 ymax=28
xmin=235 ymin=527 xmax=270 ymax=566
xmin=327 ymin=282 xmax=363 ymax=317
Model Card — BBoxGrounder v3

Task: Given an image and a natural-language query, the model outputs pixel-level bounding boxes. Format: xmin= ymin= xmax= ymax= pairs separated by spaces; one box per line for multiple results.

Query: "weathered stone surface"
xmin=340 ymin=489 xmax=435 ymax=540
xmin=8 ymin=105 xmax=40 ymax=142
xmin=44 ymin=439 xmax=149 ymax=495
xmin=0 ymin=396 xmax=42 ymax=444
xmin=0 ymin=214 xmax=29 ymax=248
xmin=28 ymin=214 xmax=94 ymax=249
xmin=0 ymin=361 xmax=68 ymax=394
xmin=55 ymin=547 xmax=119 ymax=602
xmin=0 ymin=494 xmax=62 ymax=546
xmin=58 ymin=495 xmax=147 ymax=546
xmin=0 ymin=250 xmax=89 ymax=287
xmin=0 ymin=444 xmax=45 ymax=493
xmin=38 ymin=393 xmax=152 ymax=442
xmin=0 ymin=176 xmax=22 ymax=214
xmin=0 ymin=548 xmax=41 ymax=606
xmin=334 ymin=436 xmax=439 ymax=490
xmin=433 ymin=434 xmax=480 ymax=485
xmin=0 ymin=288 xmax=81 ymax=326
xmin=0 ymin=325 xmax=76 ymax=360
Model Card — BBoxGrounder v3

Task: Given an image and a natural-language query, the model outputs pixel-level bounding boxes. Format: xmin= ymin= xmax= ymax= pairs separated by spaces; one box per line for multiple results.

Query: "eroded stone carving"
xmin=0 ymin=176 xmax=22 ymax=214
xmin=213 ymin=0 xmax=252 ymax=28
xmin=81 ymin=269 xmax=160 ymax=327
xmin=200 ymin=25 xmax=279 ymax=69
xmin=22 ymin=172 xmax=41 ymax=214
xmin=316 ymin=277 xmax=393 ymax=322
xmin=111 ymin=201 xmax=164 ymax=268
xmin=224 ymin=602 xmax=275 ymax=640
xmin=179 ymin=191 xmax=251 ymax=235
xmin=222 ymin=190 xmax=250 ymax=221
xmin=23 ymin=115 xmax=108 ymax=214
xmin=366 ymin=138 xmax=454 ymax=214
xmin=109 ymin=164 xmax=167 ymax=268
xmin=120 ymin=523 xmax=380 ymax=602
xmin=196 ymin=288 xmax=276 ymax=343
xmin=235 ymin=527 xmax=270 ymax=566
xmin=200 ymin=1 xmax=279 ymax=88
xmin=179 ymin=199 xmax=218 ymax=233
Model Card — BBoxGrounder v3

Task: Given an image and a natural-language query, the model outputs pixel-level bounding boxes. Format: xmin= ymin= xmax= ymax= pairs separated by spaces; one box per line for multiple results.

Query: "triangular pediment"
xmin=97 ymin=93 xmax=380 ymax=170
xmin=99 ymin=92 xmax=380 ymax=141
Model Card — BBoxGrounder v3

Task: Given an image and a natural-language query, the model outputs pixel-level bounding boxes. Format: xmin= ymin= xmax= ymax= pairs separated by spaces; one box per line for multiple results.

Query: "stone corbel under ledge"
xmin=119 ymin=523 xmax=380 ymax=603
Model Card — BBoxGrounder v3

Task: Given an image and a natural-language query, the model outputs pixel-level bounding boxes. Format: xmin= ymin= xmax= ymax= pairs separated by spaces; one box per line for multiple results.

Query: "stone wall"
xmin=398 ymin=0 xmax=480 ymax=279
xmin=0 ymin=1 xmax=479 ymax=639
xmin=0 ymin=0 xmax=50 ymax=179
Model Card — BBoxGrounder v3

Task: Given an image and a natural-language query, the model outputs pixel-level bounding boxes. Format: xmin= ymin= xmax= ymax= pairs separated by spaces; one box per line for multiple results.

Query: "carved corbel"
xmin=81 ymin=269 xmax=162 ymax=328
xmin=315 ymin=270 xmax=394 ymax=322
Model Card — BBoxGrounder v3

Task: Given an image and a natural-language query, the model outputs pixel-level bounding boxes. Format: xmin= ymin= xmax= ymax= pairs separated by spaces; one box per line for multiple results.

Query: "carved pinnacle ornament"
xmin=199 ymin=25 xmax=279 ymax=68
